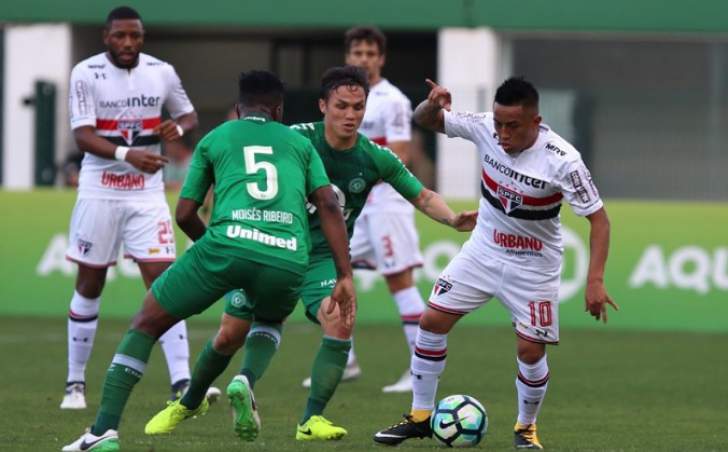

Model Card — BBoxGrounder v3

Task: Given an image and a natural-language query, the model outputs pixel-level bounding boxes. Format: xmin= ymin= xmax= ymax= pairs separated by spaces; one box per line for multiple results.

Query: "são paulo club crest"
xmin=433 ymin=277 xmax=453 ymax=296
xmin=496 ymin=185 xmax=523 ymax=214
xmin=118 ymin=114 xmax=143 ymax=146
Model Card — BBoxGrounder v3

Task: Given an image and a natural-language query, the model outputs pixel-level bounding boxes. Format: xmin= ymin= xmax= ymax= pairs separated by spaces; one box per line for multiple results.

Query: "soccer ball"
xmin=431 ymin=394 xmax=488 ymax=447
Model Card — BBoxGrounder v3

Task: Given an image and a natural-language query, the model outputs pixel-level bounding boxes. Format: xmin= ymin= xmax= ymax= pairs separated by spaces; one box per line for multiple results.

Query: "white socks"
xmin=516 ymin=356 xmax=550 ymax=425
xmin=159 ymin=321 xmax=191 ymax=385
xmin=411 ymin=327 xmax=447 ymax=410
xmin=67 ymin=291 xmax=100 ymax=383
xmin=346 ymin=337 xmax=357 ymax=366
xmin=393 ymin=287 xmax=425 ymax=355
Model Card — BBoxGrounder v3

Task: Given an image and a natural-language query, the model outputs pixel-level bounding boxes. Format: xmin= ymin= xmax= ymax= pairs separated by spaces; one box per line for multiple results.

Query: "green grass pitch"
xmin=1 ymin=317 xmax=726 ymax=451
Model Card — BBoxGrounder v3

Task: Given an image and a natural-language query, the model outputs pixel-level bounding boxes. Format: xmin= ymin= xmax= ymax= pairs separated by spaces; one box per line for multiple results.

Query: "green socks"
xmin=240 ymin=321 xmax=283 ymax=389
xmin=301 ymin=336 xmax=351 ymax=424
xmin=180 ymin=340 xmax=233 ymax=409
xmin=92 ymin=329 xmax=155 ymax=435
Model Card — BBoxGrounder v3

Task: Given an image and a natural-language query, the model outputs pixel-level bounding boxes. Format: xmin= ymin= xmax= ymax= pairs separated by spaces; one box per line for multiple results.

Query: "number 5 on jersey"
xmin=244 ymin=146 xmax=278 ymax=200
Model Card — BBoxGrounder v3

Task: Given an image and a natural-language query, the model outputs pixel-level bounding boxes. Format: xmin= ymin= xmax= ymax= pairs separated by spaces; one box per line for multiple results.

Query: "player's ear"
xmin=318 ymin=98 xmax=327 ymax=115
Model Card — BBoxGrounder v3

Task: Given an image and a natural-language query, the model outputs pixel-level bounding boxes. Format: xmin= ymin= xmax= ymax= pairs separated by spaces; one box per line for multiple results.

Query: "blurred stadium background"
xmin=1 ymin=1 xmax=726 ymax=450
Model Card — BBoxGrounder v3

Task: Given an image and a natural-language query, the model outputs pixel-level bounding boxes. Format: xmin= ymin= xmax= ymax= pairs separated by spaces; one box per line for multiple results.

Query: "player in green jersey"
xmin=62 ymin=70 xmax=355 ymax=452
xmin=143 ymin=66 xmax=477 ymax=443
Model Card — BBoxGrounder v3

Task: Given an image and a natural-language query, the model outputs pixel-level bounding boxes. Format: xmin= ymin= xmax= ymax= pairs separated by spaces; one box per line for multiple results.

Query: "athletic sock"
xmin=411 ymin=327 xmax=447 ymax=414
xmin=180 ymin=340 xmax=233 ymax=410
xmin=67 ymin=291 xmax=100 ymax=383
xmin=301 ymin=336 xmax=351 ymax=424
xmin=515 ymin=355 xmax=550 ymax=425
xmin=159 ymin=320 xmax=191 ymax=386
xmin=240 ymin=321 xmax=283 ymax=389
xmin=392 ymin=287 xmax=425 ymax=355
xmin=346 ymin=337 xmax=357 ymax=366
xmin=91 ymin=329 xmax=155 ymax=435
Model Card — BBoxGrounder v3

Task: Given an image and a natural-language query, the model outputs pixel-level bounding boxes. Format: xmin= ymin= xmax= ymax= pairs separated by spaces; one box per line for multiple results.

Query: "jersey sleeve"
xmin=304 ymin=141 xmax=331 ymax=195
xmin=290 ymin=122 xmax=316 ymax=141
xmin=163 ymin=65 xmax=195 ymax=119
xmin=180 ymin=133 xmax=214 ymax=203
xmin=554 ymin=157 xmax=603 ymax=216
xmin=68 ymin=65 xmax=96 ymax=130
xmin=371 ymin=142 xmax=424 ymax=200
xmin=383 ymin=95 xmax=412 ymax=142
xmin=443 ymin=109 xmax=488 ymax=142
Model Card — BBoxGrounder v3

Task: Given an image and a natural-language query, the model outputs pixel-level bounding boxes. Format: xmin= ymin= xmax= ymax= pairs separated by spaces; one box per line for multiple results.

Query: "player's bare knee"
xmin=213 ymin=326 xmax=245 ymax=354
xmin=419 ymin=306 xmax=458 ymax=334
xmin=75 ymin=265 xmax=107 ymax=298
xmin=385 ymin=269 xmax=414 ymax=293
xmin=517 ymin=339 xmax=546 ymax=364
xmin=318 ymin=298 xmax=351 ymax=339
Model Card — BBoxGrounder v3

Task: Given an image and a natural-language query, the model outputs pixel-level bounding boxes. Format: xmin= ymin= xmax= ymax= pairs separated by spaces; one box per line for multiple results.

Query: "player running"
xmin=61 ymin=70 xmax=355 ymax=452
xmin=61 ymin=6 xmax=216 ymax=410
xmin=143 ymin=66 xmax=476 ymax=442
xmin=322 ymin=26 xmax=427 ymax=393
xmin=373 ymin=77 xmax=618 ymax=449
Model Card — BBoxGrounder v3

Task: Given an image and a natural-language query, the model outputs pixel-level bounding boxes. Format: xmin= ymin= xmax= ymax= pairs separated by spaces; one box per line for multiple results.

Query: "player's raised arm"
xmin=413 ymin=79 xmax=452 ymax=134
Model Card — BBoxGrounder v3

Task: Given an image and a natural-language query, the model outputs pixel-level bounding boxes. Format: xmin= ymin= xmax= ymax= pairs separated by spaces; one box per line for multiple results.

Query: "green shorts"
xmin=225 ymin=255 xmax=335 ymax=324
xmin=152 ymin=236 xmax=303 ymax=321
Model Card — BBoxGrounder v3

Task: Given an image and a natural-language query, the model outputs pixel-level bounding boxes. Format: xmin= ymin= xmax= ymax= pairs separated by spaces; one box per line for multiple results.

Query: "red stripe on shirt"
xmin=370 ymin=136 xmax=387 ymax=145
xmin=482 ymin=170 xmax=563 ymax=206
xmin=96 ymin=117 xmax=162 ymax=131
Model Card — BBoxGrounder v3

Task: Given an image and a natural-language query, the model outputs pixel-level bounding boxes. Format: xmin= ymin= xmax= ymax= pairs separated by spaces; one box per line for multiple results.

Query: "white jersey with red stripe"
xmin=69 ymin=52 xmax=194 ymax=200
xmin=443 ymin=110 xmax=603 ymax=272
xmin=359 ymin=79 xmax=414 ymax=211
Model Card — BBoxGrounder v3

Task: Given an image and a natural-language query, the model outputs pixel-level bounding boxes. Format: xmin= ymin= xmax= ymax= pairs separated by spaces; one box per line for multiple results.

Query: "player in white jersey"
xmin=338 ymin=26 xmax=426 ymax=393
xmin=374 ymin=77 xmax=618 ymax=448
xmin=61 ymin=6 xmax=219 ymax=410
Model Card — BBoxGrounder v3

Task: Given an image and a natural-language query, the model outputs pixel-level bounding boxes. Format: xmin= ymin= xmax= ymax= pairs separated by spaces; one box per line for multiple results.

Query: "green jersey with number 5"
xmin=290 ymin=121 xmax=423 ymax=259
xmin=181 ymin=115 xmax=331 ymax=274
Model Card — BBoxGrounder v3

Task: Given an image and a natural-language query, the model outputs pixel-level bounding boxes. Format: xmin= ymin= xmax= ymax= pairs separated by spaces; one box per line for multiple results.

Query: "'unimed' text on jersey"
xmin=181 ymin=116 xmax=331 ymax=275
xmin=69 ymin=52 xmax=194 ymax=199
xmin=358 ymin=79 xmax=414 ymax=211
xmin=444 ymin=110 xmax=603 ymax=272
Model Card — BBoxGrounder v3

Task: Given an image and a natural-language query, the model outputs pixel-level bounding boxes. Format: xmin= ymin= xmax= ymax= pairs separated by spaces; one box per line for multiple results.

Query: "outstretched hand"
xmin=585 ymin=279 xmax=619 ymax=323
xmin=450 ymin=210 xmax=478 ymax=232
xmin=425 ymin=79 xmax=452 ymax=111
xmin=328 ymin=275 xmax=357 ymax=331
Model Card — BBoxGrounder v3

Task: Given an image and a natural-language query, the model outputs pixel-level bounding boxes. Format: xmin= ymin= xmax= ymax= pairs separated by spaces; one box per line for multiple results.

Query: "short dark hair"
xmin=238 ymin=70 xmax=285 ymax=109
xmin=344 ymin=26 xmax=387 ymax=55
xmin=105 ymin=6 xmax=142 ymax=27
xmin=494 ymin=77 xmax=539 ymax=109
xmin=319 ymin=65 xmax=370 ymax=101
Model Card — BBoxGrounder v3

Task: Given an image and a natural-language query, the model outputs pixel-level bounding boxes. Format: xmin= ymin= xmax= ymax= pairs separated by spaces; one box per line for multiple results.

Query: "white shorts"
xmin=66 ymin=198 xmax=176 ymax=268
xmin=350 ymin=210 xmax=423 ymax=276
xmin=428 ymin=246 xmax=561 ymax=344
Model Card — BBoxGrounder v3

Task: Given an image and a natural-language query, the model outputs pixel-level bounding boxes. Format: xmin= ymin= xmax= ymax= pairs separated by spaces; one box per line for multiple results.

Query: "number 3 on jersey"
xmin=244 ymin=145 xmax=278 ymax=200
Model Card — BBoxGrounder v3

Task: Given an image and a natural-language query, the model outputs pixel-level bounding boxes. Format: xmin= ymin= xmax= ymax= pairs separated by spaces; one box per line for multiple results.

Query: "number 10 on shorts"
xmin=528 ymin=301 xmax=553 ymax=327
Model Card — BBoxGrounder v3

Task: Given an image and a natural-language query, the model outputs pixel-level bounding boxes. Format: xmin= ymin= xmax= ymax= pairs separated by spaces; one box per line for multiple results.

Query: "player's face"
xmin=493 ymin=103 xmax=541 ymax=153
xmin=345 ymin=40 xmax=385 ymax=81
xmin=103 ymin=19 xmax=144 ymax=68
xmin=320 ymin=85 xmax=367 ymax=140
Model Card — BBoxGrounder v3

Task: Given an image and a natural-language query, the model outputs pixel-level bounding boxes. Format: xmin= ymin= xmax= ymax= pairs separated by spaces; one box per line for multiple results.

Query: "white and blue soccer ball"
xmin=431 ymin=394 xmax=488 ymax=447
